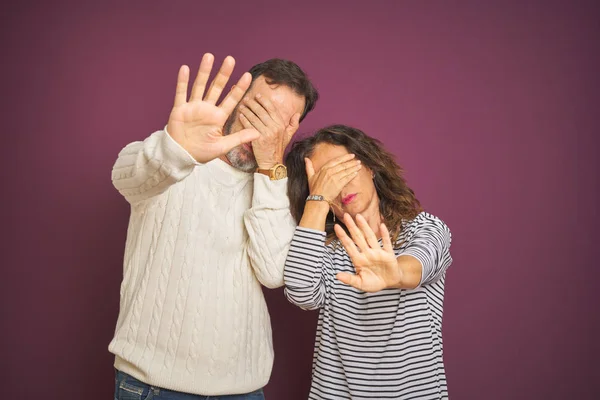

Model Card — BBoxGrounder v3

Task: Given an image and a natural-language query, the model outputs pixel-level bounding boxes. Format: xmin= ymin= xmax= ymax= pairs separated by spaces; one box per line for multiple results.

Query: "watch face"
xmin=273 ymin=165 xmax=287 ymax=179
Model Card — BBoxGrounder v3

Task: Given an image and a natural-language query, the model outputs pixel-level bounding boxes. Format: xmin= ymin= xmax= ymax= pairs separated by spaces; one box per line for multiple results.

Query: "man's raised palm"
xmin=166 ymin=53 xmax=260 ymax=163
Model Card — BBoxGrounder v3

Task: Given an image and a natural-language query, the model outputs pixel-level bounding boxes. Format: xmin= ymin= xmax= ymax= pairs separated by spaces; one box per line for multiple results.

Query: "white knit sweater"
xmin=108 ymin=129 xmax=296 ymax=395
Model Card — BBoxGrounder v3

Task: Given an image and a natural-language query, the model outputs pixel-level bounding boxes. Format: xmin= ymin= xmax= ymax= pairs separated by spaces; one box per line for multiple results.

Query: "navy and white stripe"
xmin=284 ymin=212 xmax=453 ymax=399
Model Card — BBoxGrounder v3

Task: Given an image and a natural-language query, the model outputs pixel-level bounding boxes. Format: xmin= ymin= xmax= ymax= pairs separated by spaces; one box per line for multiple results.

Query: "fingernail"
xmin=256 ymin=93 xmax=262 ymax=98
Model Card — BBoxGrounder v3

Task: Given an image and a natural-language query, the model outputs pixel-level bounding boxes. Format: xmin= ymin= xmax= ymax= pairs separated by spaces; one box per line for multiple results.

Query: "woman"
xmin=283 ymin=125 xmax=453 ymax=399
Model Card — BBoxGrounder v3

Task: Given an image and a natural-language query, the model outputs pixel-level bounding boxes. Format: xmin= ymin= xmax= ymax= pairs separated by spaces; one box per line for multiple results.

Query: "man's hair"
xmin=249 ymin=59 xmax=319 ymax=122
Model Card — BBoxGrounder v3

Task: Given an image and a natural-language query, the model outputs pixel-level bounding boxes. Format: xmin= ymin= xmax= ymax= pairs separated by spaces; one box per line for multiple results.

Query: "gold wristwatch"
xmin=256 ymin=163 xmax=287 ymax=180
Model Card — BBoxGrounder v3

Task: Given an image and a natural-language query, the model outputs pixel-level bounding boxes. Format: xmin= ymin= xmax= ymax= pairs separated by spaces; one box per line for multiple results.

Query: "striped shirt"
xmin=284 ymin=212 xmax=453 ymax=399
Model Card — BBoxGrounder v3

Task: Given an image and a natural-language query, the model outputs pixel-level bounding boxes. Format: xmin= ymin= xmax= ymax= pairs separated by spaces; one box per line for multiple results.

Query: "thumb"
xmin=336 ymin=272 xmax=363 ymax=291
xmin=218 ymin=128 xmax=260 ymax=154
xmin=304 ymin=157 xmax=315 ymax=179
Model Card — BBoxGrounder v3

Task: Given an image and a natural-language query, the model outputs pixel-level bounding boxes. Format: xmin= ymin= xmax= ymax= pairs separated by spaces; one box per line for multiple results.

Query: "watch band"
xmin=256 ymin=168 xmax=271 ymax=176
xmin=306 ymin=195 xmax=327 ymax=202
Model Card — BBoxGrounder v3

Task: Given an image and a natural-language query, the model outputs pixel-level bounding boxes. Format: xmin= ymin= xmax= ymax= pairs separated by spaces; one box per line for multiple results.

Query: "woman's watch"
xmin=256 ymin=164 xmax=287 ymax=180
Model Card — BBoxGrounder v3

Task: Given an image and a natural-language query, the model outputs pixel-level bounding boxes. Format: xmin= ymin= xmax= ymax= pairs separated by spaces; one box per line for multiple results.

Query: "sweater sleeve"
xmin=283 ymin=227 xmax=332 ymax=310
xmin=398 ymin=213 xmax=453 ymax=287
xmin=111 ymin=129 xmax=200 ymax=204
xmin=243 ymin=174 xmax=297 ymax=289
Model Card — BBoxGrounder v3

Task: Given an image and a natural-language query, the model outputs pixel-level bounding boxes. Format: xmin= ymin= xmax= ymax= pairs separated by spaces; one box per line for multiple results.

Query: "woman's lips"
xmin=342 ymin=194 xmax=357 ymax=205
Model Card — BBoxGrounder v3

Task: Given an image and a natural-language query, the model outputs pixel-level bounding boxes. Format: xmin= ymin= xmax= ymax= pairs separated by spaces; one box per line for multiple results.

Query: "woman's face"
xmin=309 ymin=143 xmax=380 ymax=220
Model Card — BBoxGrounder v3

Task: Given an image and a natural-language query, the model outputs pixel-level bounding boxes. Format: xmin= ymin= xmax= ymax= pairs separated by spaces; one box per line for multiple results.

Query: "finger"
xmin=343 ymin=213 xmax=369 ymax=252
xmin=239 ymin=113 xmax=254 ymax=130
xmin=336 ymin=272 xmax=364 ymax=291
xmin=335 ymin=166 xmax=361 ymax=191
xmin=356 ymin=213 xmax=379 ymax=249
xmin=204 ymin=55 xmax=235 ymax=104
xmin=381 ymin=223 xmax=394 ymax=253
xmin=321 ymin=153 xmax=356 ymax=171
xmin=254 ymin=93 xmax=282 ymax=121
xmin=173 ymin=65 xmax=190 ymax=107
xmin=217 ymin=128 xmax=260 ymax=154
xmin=285 ymin=113 xmax=301 ymax=143
xmin=330 ymin=159 xmax=361 ymax=177
xmin=239 ymin=105 xmax=267 ymax=131
xmin=243 ymin=97 xmax=272 ymax=126
xmin=219 ymin=72 xmax=252 ymax=115
xmin=189 ymin=53 xmax=214 ymax=101
xmin=334 ymin=223 xmax=361 ymax=259
xmin=305 ymin=158 xmax=315 ymax=179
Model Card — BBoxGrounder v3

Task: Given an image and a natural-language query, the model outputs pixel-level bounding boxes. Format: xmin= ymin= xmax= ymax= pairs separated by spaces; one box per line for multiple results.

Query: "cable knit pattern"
xmin=108 ymin=130 xmax=296 ymax=395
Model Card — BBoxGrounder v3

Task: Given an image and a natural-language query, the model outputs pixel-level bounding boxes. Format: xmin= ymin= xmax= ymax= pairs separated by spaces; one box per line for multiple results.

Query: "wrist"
xmin=304 ymin=199 xmax=330 ymax=212
xmin=390 ymin=255 xmax=421 ymax=290
xmin=388 ymin=276 xmax=405 ymax=289
xmin=256 ymin=163 xmax=287 ymax=180
xmin=257 ymin=163 xmax=276 ymax=169
xmin=299 ymin=199 xmax=331 ymax=230
xmin=256 ymin=159 xmax=283 ymax=170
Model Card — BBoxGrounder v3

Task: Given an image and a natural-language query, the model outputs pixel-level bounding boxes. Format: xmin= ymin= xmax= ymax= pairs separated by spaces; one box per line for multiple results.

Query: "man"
xmin=110 ymin=53 xmax=318 ymax=399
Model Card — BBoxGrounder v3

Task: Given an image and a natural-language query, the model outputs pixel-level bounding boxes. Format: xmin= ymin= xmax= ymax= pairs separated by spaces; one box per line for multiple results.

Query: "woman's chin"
xmin=337 ymin=208 xmax=359 ymax=220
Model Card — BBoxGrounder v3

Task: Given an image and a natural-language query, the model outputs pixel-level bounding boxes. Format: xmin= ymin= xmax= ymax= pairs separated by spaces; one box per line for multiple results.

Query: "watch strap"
xmin=306 ymin=195 xmax=327 ymax=202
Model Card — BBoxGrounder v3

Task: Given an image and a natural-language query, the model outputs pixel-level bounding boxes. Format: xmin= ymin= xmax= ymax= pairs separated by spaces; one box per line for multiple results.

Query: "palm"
xmin=170 ymin=101 xmax=227 ymax=131
xmin=335 ymin=213 xmax=403 ymax=293
xmin=166 ymin=54 xmax=259 ymax=163
xmin=348 ymin=249 xmax=399 ymax=292
xmin=169 ymin=102 xmax=234 ymax=159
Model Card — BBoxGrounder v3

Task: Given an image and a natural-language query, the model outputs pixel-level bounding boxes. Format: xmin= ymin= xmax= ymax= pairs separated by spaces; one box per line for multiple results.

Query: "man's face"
xmin=223 ymin=76 xmax=306 ymax=172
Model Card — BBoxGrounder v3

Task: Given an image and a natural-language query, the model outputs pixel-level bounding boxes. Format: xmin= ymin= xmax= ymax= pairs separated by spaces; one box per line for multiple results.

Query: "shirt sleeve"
xmin=283 ymin=227 xmax=332 ymax=310
xmin=244 ymin=174 xmax=297 ymax=289
xmin=111 ymin=128 xmax=200 ymax=204
xmin=398 ymin=213 xmax=453 ymax=287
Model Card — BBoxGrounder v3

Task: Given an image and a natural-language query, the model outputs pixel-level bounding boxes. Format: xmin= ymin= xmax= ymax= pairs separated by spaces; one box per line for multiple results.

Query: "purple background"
xmin=2 ymin=1 xmax=599 ymax=399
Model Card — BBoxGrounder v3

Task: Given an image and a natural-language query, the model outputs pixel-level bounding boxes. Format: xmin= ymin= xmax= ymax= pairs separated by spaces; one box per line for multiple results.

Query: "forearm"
xmin=391 ymin=255 xmax=423 ymax=290
xmin=397 ymin=213 xmax=453 ymax=287
xmin=111 ymin=129 xmax=198 ymax=204
xmin=299 ymin=200 xmax=330 ymax=231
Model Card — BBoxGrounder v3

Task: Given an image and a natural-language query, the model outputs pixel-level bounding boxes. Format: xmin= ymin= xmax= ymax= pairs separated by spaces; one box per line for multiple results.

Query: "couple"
xmin=110 ymin=54 xmax=452 ymax=400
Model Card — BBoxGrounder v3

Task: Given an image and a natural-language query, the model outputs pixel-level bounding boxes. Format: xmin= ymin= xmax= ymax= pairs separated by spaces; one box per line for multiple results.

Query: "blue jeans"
xmin=114 ymin=370 xmax=265 ymax=400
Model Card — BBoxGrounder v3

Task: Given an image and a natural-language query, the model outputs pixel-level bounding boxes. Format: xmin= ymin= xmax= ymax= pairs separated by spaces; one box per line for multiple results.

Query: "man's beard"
xmin=223 ymin=110 xmax=258 ymax=173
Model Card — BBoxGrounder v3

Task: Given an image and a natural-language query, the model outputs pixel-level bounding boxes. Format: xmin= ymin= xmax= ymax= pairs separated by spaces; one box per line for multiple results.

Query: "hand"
xmin=305 ymin=154 xmax=361 ymax=204
xmin=335 ymin=213 xmax=403 ymax=292
xmin=239 ymin=93 xmax=301 ymax=169
xmin=166 ymin=53 xmax=260 ymax=163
